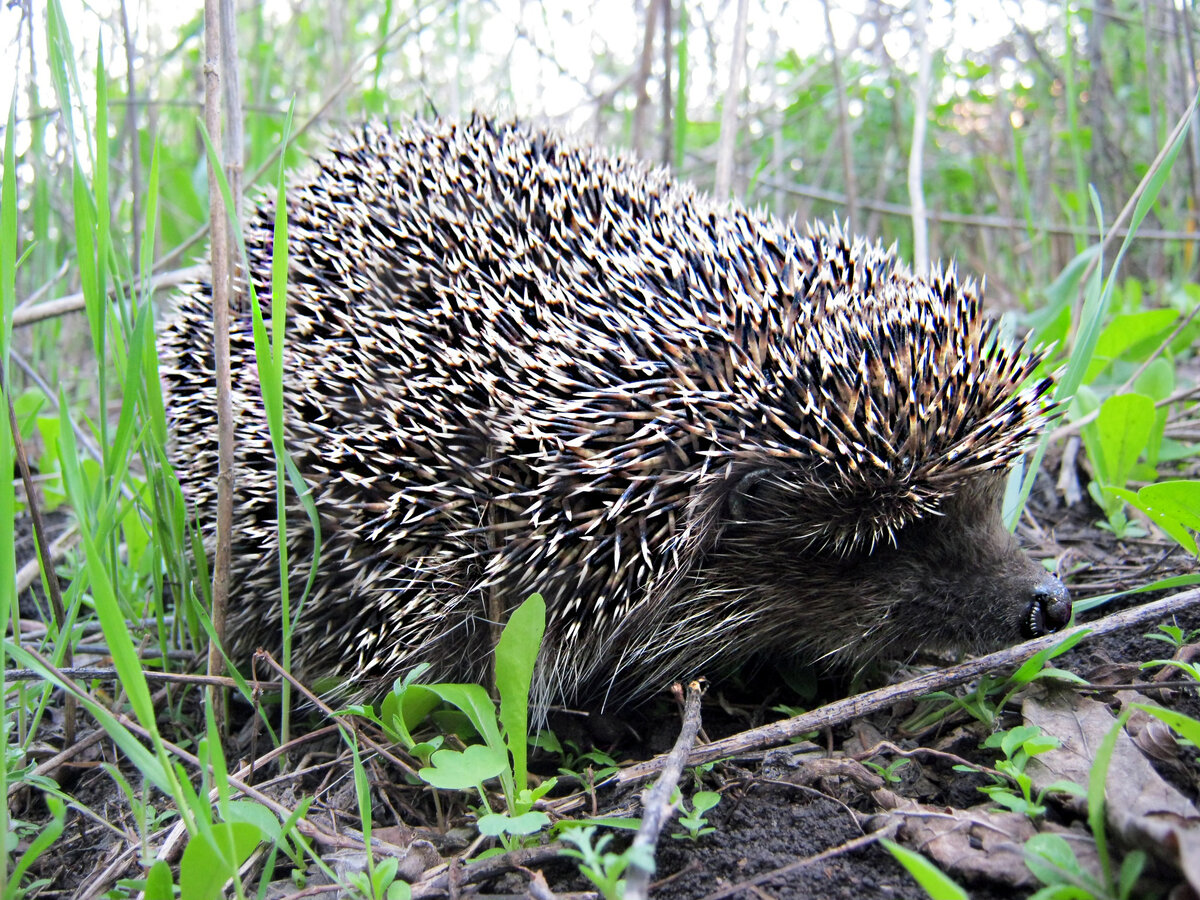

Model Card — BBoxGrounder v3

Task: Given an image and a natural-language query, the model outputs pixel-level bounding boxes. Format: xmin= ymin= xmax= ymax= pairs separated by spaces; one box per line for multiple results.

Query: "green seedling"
xmin=966 ymin=725 xmax=1083 ymax=819
xmin=559 ymin=825 xmax=654 ymax=900
xmin=864 ymin=757 xmax=912 ymax=785
xmin=1144 ymin=623 xmax=1200 ymax=649
xmin=347 ymin=855 xmax=412 ymax=900
xmin=1022 ymin=710 xmax=1148 ymax=900
xmin=548 ymin=737 xmax=621 ymax=786
xmin=373 ymin=594 xmax=558 ymax=851
xmin=671 ymin=789 xmax=721 ymax=841
xmin=913 ymin=630 xmax=1088 ymax=730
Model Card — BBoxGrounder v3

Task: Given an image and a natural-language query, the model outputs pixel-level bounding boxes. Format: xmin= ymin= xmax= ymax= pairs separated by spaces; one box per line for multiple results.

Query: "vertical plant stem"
xmin=660 ymin=0 xmax=673 ymax=166
xmin=714 ymin=0 xmax=749 ymax=198
xmin=119 ymin=0 xmax=141 ymax=263
xmin=822 ymin=0 xmax=858 ymax=223
xmin=0 ymin=96 xmax=19 ymax=900
xmin=203 ymin=0 xmax=234 ymax=731
xmin=908 ymin=0 xmax=932 ymax=273
xmin=632 ymin=0 xmax=662 ymax=157
xmin=220 ymin=0 xmax=245 ymax=226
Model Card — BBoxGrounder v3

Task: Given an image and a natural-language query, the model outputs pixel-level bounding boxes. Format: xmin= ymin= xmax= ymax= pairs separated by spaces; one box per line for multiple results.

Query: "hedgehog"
xmin=160 ymin=114 xmax=1070 ymax=713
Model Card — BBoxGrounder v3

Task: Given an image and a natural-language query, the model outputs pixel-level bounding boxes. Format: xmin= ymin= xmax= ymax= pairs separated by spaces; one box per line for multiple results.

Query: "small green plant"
xmin=559 ymin=825 xmax=653 ymax=900
xmin=533 ymin=730 xmax=622 ymax=785
xmin=368 ymin=594 xmax=558 ymax=852
xmin=1022 ymin=710 xmax=1147 ymax=900
xmin=968 ymin=725 xmax=1083 ymax=819
xmin=671 ymin=789 xmax=721 ymax=840
xmin=913 ymin=631 xmax=1089 ymax=730
xmin=1024 ymin=832 xmax=1144 ymax=900
xmin=1143 ymin=623 xmax=1200 ymax=649
xmin=881 ymin=838 xmax=968 ymax=900
xmin=864 ymin=757 xmax=912 ymax=785
xmin=344 ymin=731 xmax=413 ymax=900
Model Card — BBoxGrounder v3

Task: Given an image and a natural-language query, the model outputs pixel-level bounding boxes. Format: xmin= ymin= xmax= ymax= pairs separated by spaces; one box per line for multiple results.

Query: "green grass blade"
xmin=881 ymin=838 xmax=967 ymax=900
xmin=56 ymin=396 xmax=157 ymax=737
xmin=0 ymin=91 xmax=19 ymax=900
xmin=1088 ymin=707 xmax=1133 ymax=891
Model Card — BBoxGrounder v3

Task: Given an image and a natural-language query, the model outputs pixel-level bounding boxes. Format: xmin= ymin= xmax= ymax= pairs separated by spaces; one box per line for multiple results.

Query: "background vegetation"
xmin=1 ymin=0 xmax=1198 ymax=897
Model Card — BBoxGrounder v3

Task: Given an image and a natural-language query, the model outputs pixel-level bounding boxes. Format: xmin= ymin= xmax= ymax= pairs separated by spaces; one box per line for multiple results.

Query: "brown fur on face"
xmin=595 ymin=471 xmax=1068 ymax=704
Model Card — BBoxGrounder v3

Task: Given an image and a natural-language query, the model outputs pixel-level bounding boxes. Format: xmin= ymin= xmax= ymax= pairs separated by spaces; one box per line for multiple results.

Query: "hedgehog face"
xmin=708 ymin=470 xmax=1070 ymax=667
xmin=831 ymin=473 xmax=1071 ymax=660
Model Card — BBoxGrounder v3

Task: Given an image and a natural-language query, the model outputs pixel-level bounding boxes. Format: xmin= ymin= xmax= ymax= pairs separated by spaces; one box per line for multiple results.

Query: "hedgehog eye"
xmin=726 ymin=467 xmax=774 ymax=521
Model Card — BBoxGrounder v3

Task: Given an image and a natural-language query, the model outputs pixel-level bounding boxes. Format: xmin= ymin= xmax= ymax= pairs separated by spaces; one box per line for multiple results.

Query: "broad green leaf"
xmin=1085 ymin=309 xmax=1178 ymax=380
xmin=691 ymin=791 xmax=722 ymax=814
xmin=495 ymin=593 xmax=546 ymax=794
xmin=1135 ymin=481 xmax=1200 ymax=531
xmin=424 ymin=683 xmax=505 ymax=750
xmin=419 ymin=745 xmax=508 ymax=791
xmin=179 ymin=822 xmax=263 ymax=900
xmin=223 ymin=800 xmax=282 ymax=842
xmin=1093 ymin=393 xmax=1154 ymax=487
xmin=1023 ymin=833 xmax=1084 ymax=886
xmin=144 ymin=860 xmax=175 ymax=900
xmin=477 ymin=810 xmax=550 ymax=837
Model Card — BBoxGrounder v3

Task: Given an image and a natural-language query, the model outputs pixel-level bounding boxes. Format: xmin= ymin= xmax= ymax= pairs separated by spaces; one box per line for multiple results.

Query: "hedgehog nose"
xmin=1021 ymin=575 xmax=1071 ymax=638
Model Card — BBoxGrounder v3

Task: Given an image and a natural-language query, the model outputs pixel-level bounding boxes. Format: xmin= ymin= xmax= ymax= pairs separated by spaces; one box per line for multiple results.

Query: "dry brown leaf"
xmin=877 ymin=790 xmax=1100 ymax=888
xmin=1023 ymin=689 xmax=1200 ymax=892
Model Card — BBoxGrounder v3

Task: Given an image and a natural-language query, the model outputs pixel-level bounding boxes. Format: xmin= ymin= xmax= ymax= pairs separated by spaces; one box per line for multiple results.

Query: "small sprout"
xmin=559 ymin=825 xmax=653 ymax=900
xmin=671 ymin=789 xmax=722 ymax=841
xmin=864 ymin=757 xmax=912 ymax=784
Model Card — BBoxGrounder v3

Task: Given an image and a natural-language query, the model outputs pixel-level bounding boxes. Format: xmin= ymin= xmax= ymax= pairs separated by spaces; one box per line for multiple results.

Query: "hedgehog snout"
xmin=1021 ymin=574 xmax=1071 ymax=638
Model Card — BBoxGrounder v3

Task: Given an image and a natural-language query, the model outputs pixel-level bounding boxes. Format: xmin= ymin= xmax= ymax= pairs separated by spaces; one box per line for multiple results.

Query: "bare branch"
xmin=714 ymin=0 xmax=750 ymax=198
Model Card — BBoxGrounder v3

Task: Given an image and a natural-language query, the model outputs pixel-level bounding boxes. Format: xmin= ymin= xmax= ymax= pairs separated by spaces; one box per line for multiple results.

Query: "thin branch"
xmin=611 ymin=588 xmax=1200 ymax=786
xmin=202 ymin=0 xmax=233 ymax=728
xmin=625 ymin=681 xmax=705 ymax=900
xmin=908 ymin=0 xmax=932 ymax=273
xmin=714 ymin=0 xmax=749 ymax=198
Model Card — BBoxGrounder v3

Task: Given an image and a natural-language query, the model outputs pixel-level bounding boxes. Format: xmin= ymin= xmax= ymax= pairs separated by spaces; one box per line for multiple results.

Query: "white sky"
xmin=1 ymin=0 xmax=1056 ymax=146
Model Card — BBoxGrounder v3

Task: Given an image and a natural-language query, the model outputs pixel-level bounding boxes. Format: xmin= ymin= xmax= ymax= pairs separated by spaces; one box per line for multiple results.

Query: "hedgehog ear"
xmin=726 ymin=467 xmax=775 ymax=522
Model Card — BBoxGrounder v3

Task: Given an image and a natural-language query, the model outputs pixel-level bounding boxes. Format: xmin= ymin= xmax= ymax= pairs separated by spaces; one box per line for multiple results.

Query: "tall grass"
xmin=2 ymin=95 xmax=21 ymax=900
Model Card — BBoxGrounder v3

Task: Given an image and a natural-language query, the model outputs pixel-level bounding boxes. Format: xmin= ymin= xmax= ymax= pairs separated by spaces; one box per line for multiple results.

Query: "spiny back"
xmin=160 ymin=115 xmax=1062 ymax=710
